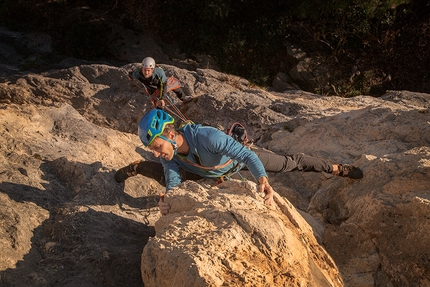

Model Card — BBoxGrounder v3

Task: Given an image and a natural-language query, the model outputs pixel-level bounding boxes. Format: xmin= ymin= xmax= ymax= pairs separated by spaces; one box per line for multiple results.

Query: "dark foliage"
xmin=0 ymin=0 xmax=428 ymax=96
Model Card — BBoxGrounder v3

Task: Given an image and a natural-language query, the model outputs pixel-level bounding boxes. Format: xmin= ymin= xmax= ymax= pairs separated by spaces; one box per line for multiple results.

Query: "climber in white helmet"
xmin=128 ymin=56 xmax=193 ymax=103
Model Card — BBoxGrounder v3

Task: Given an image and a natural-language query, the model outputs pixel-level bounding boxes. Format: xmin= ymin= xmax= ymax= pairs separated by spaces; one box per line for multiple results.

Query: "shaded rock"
xmin=0 ymin=192 xmax=49 ymax=270
xmin=0 ymin=102 xmax=161 ymax=286
xmin=271 ymin=71 xmax=301 ymax=92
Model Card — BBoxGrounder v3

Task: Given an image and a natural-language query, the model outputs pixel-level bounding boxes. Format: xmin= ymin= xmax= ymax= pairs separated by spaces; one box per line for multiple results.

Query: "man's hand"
xmin=258 ymin=176 xmax=275 ymax=206
xmin=158 ymin=193 xmax=170 ymax=215
xmin=152 ymin=99 xmax=165 ymax=108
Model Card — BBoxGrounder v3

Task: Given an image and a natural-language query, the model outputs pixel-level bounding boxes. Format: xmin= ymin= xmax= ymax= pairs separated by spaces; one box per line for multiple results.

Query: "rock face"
xmin=142 ymin=180 xmax=342 ymax=287
xmin=0 ymin=63 xmax=429 ymax=287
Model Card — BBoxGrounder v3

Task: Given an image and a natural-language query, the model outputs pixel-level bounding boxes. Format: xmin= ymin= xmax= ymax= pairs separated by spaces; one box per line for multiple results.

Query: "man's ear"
xmin=168 ymin=131 xmax=176 ymax=140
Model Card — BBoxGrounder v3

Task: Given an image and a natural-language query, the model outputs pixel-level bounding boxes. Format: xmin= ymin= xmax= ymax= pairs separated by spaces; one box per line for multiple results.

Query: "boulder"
xmin=141 ymin=180 xmax=342 ymax=287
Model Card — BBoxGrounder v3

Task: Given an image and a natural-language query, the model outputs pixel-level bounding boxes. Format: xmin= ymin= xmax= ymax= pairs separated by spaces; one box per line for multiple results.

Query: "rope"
xmin=162 ymin=94 xmax=190 ymax=123
xmin=121 ymin=67 xmax=191 ymax=124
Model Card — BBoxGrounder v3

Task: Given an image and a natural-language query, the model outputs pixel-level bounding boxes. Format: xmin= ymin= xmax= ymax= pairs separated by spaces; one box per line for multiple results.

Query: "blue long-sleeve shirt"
xmin=160 ymin=124 xmax=268 ymax=191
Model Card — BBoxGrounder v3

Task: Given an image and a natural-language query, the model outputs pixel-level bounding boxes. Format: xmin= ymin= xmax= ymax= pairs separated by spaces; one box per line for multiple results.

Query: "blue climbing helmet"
xmin=138 ymin=109 xmax=175 ymax=147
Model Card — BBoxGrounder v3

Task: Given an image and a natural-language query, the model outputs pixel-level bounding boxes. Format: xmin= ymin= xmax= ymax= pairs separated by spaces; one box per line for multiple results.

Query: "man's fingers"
xmin=262 ymin=185 xmax=275 ymax=206
xmin=264 ymin=196 xmax=275 ymax=206
xmin=158 ymin=198 xmax=170 ymax=215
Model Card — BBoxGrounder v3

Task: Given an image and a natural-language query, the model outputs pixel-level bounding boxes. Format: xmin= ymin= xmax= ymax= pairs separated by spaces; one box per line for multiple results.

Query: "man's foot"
xmin=333 ymin=164 xmax=363 ymax=179
xmin=114 ymin=160 xmax=141 ymax=182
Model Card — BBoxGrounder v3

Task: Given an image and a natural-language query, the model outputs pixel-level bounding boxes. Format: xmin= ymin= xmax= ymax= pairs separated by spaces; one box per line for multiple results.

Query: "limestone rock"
xmin=141 ymin=180 xmax=342 ymax=287
xmin=0 ymin=62 xmax=429 ymax=286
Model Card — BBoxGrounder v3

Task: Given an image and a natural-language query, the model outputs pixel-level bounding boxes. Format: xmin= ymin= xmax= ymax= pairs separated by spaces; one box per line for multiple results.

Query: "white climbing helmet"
xmin=142 ymin=57 xmax=156 ymax=69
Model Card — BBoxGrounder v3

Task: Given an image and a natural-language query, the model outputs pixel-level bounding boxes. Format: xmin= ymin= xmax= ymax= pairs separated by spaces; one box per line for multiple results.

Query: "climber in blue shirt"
xmin=115 ymin=109 xmax=363 ymax=215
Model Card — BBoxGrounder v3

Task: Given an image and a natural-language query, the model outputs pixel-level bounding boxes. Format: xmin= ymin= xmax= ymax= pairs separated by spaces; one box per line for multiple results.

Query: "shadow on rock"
xmin=0 ymin=158 xmax=158 ymax=287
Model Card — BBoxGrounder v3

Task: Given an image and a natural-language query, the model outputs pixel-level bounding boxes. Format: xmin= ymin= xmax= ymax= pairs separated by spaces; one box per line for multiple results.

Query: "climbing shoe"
xmin=334 ymin=164 xmax=363 ymax=179
xmin=114 ymin=160 xmax=140 ymax=182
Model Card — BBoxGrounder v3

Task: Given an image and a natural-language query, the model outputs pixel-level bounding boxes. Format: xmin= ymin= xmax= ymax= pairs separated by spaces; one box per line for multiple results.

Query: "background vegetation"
xmin=1 ymin=0 xmax=428 ymax=96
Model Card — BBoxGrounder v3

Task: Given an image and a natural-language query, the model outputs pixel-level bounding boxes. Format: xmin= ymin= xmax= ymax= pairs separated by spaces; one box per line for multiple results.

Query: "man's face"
xmin=142 ymin=67 xmax=154 ymax=78
xmin=148 ymin=134 xmax=174 ymax=161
